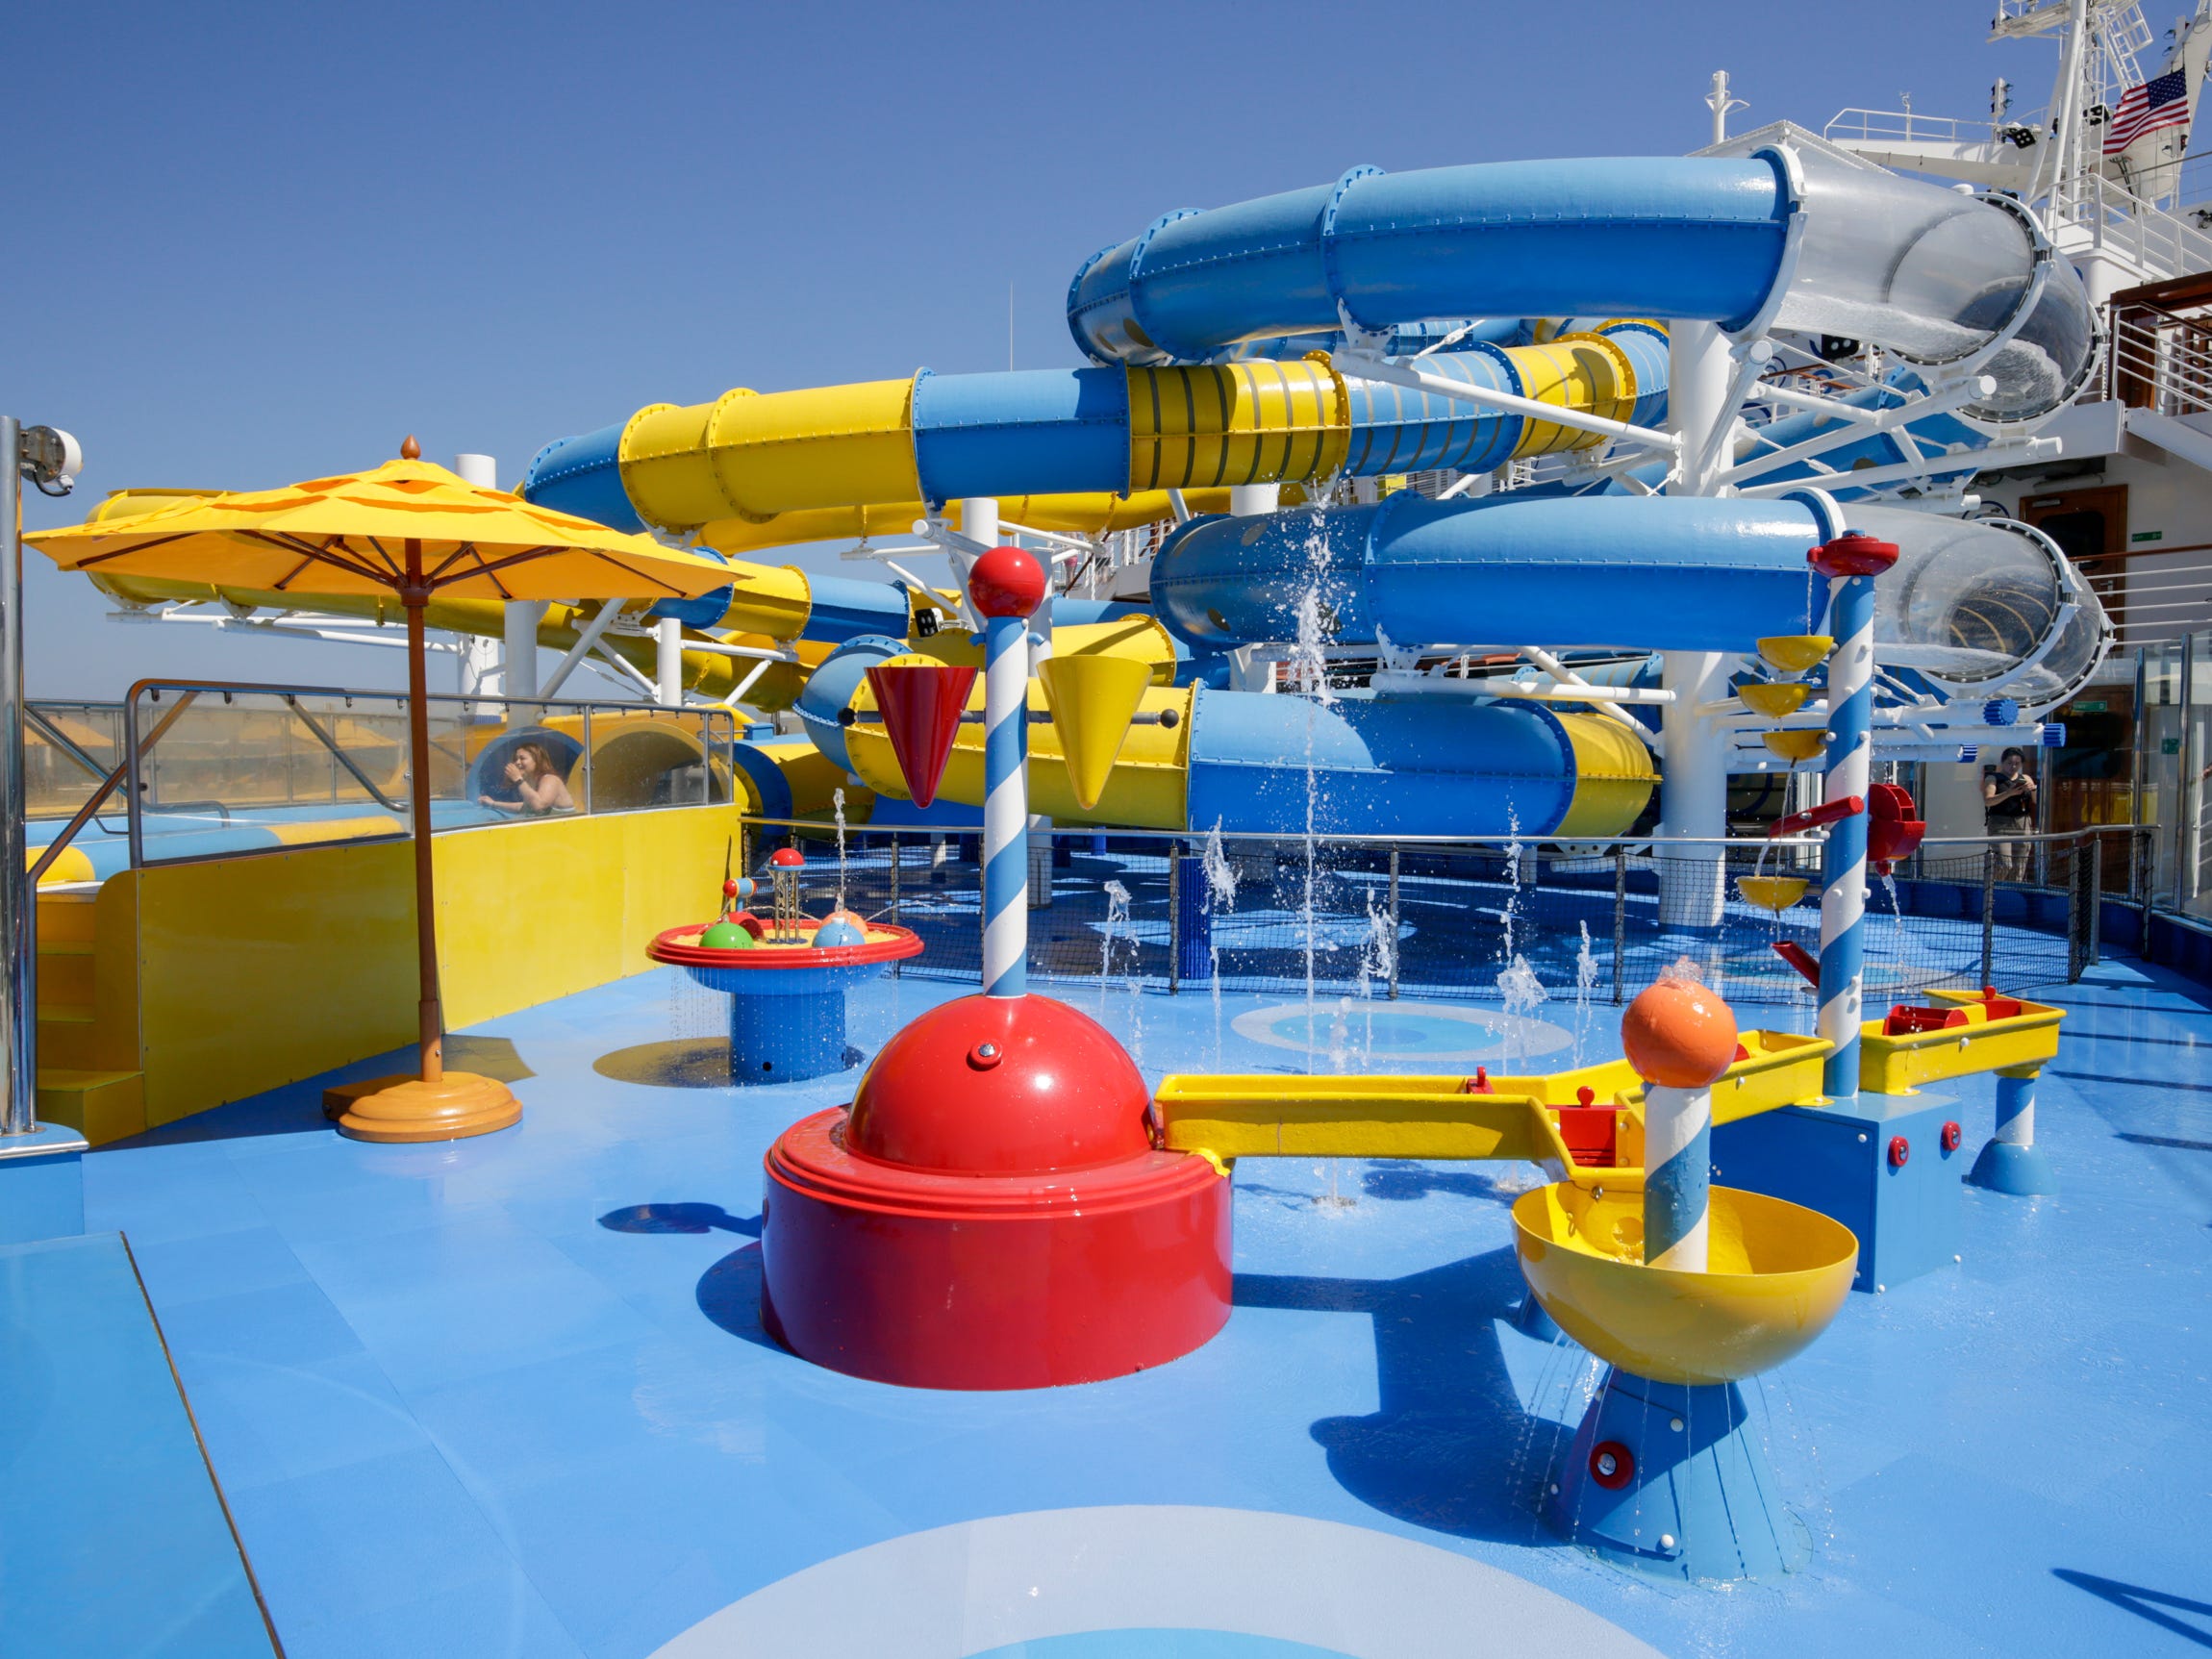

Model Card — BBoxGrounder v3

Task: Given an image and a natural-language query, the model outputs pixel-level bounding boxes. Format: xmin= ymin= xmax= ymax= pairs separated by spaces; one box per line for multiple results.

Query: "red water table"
xmin=759 ymin=992 xmax=1231 ymax=1390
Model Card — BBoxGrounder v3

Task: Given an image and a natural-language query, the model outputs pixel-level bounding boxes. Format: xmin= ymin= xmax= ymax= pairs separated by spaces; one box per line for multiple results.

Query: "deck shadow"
xmin=2053 ymin=1570 xmax=2212 ymax=1648
xmin=1236 ymin=1244 xmax=1569 ymax=1546
xmin=594 ymin=1039 xmax=737 ymax=1089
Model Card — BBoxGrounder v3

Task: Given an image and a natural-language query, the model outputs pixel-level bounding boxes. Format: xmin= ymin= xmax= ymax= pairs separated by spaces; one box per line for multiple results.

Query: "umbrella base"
xmin=326 ymin=1072 xmax=522 ymax=1143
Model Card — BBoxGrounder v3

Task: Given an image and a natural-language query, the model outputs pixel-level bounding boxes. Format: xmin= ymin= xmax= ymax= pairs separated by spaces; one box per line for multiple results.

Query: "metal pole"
xmin=579 ymin=706 xmax=594 ymax=814
xmin=2089 ymin=829 xmax=2103 ymax=967
xmin=1167 ymin=842 xmax=1181 ymax=995
xmin=2175 ymin=633 xmax=2195 ymax=912
xmin=890 ymin=832 xmax=902 ymax=979
xmin=1 ymin=418 xmax=32 ymax=1135
xmin=1387 ymin=846 xmax=1401 ymax=1001
xmin=1981 ymin=842 xmax=1998 ymax=991
xmin=1613 ymin=843 xmax=1627 ymax=1005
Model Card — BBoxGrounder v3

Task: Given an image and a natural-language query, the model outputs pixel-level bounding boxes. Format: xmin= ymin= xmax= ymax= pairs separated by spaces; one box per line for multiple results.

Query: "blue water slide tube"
xmin=1067 ymin=158 xmax=1795 ymax=365
xmin=1150 ymin=493 xmax=1828 ymax=656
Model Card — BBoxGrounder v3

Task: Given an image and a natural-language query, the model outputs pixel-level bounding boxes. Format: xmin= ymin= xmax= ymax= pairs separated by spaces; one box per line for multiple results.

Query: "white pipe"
xmin=1339 ymin=357 xmax=1682 ymax=453
xmin=539 ymin=597 xmax=627 ymax=701
xmin=656 ymin=616 xmax=685 ymax=707
xmin=1229 ymin=483 xmax=1280 ymax=515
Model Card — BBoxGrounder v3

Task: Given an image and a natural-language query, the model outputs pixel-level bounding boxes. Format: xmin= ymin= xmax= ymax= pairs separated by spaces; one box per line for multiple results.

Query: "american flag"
xmin=2103 ymin=69 xmax=2194 ymax=155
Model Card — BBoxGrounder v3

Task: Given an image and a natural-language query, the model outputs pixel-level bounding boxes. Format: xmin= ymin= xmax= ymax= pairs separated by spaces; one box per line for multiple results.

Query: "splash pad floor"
xmin=61 ymin=953 xmax=2212 ymax=1657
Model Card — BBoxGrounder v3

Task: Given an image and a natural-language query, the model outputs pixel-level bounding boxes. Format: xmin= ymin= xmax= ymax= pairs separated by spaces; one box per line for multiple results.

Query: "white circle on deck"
xmin=1231 ymin=1000 xmax=1575 ymax=1064
xmin=644 ymin=1505 xmax=1661 ymax=1658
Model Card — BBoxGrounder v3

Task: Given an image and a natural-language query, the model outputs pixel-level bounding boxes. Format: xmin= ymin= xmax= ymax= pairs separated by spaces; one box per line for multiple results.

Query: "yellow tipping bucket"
xmin=1037 ymin=654 xmax=1153 ymax=811
xmin=1738 ymin=681 xmax=1812 ymax=717
xmin=1756 ymin=636 xmax=1834 ymax=675
xmin=1512 ymin=1183 xmax=1857 ymax=1385
xmin=1736 ymin=875 xmax=1808 ymax=913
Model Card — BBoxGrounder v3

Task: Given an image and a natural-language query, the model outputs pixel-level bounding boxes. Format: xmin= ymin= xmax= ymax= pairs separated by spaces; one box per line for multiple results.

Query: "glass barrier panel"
xmin=127 ymin=687 xmax=413 ymax=863
xmin=25 ymin=701 xmax=124 ymax=822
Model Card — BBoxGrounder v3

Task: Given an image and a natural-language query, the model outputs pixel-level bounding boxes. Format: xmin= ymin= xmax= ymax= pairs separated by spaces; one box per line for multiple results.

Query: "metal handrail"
xmin=94 ymin=678 xmax=740 ymax=873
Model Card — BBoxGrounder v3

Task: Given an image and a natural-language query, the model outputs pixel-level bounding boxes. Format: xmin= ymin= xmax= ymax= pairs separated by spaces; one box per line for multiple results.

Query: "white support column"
xmin=451 ymin=454 xmax=503 ymax=699
xmin=1229 ymin=483 xmax=1280 ymax=516
xmin=1659 ymin=322 xmax=1738 ymax=929
xmin=656 ymin=616 xmax=685 ymax=707
xmin=503 ymin=601 xmax=545 ymax=703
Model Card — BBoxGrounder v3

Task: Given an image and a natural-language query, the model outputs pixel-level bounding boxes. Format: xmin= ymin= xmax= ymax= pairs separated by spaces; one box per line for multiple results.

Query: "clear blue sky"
xmin=13 ymin=0 xmax=2066 ymax=697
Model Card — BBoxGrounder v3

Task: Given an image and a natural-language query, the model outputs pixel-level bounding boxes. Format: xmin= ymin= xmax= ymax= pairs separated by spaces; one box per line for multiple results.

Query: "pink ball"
xmin=968 ymin=545 xmax=1046 ymax=619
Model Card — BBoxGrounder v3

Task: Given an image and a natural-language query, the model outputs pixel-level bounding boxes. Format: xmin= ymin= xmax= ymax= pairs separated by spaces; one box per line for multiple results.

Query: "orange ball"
xmin=1621 ymin=977 xmax=1740 ymax=1087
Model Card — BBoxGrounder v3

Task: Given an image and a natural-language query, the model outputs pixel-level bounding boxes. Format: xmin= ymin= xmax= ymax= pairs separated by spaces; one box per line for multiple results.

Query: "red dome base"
xmin=758 ymin=993 xmax=1232 ymax=1390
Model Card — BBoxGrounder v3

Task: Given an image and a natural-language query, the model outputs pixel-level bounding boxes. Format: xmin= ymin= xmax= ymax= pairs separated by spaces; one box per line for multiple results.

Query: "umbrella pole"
xmin=327 ymin=530 xmax=518 ymax=1142
xmin=403 ymin=555 xmax=443 ymax=1084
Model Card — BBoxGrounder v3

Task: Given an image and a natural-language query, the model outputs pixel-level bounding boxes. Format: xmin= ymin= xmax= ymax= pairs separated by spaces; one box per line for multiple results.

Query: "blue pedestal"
xmin=729 ymin=987 xmax=847 ymax=1083
xmin=0 ymin=1125 xmax=88 ymax=1245
xmin=1546 ymin=1370 xmax=1808 ymax=1581
xmin=1712 ymin=1092 xmax=1964 ymax=1292
xmin=1969 ymin=1138 xmax=2060 ymax=1196
xmin=1173 ymin=853 xmax=1212 ymax=984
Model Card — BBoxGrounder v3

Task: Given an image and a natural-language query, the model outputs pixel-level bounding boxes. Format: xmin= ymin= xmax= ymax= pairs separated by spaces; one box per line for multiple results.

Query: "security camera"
xmin=19 ymin=425 xmax=82 ymax=496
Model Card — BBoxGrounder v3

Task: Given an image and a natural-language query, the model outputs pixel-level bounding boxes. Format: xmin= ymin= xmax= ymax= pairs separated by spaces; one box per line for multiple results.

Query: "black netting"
xmin=742 ymin=823 xmax=2144 ymax=1008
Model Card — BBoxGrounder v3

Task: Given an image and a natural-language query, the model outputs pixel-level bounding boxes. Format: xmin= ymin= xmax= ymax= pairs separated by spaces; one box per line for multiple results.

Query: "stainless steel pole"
xmin=1 ymin=418 xmax=36 ymax=1135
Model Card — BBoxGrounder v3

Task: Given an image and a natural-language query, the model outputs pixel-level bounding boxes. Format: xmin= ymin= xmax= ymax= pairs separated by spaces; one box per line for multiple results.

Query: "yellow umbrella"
xmin=28 ymin=439 xmax=739 ymax=1144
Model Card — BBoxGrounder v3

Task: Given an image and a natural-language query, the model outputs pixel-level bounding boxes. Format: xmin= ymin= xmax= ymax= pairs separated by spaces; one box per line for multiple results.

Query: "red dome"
xmin=845 ymin=993 xmax=1150 ymax=1174
xmin=968 ymin=545 xmax=1046 ymax=619
xmin=770 ymin=847 xmax=805 ymax=867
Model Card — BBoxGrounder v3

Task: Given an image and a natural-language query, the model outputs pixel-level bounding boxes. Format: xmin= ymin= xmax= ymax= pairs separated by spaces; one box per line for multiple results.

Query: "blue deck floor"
xmin=70 ymin=956 xmax=2212 ymax=1657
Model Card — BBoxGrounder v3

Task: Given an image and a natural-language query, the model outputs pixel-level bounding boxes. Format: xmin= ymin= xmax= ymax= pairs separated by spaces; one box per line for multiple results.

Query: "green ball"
xmin=701 ymin=919 xmax=754 ymax=950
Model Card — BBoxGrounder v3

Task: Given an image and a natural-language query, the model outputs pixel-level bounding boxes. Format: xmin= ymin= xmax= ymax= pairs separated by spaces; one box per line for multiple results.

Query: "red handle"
xmin=1770 ymin=794 xmax=1866 ymax=839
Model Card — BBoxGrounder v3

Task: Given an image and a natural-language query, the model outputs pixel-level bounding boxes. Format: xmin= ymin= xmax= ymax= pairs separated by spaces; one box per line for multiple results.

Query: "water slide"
xmin=508 ymin=149 xmax=2105 ymax=839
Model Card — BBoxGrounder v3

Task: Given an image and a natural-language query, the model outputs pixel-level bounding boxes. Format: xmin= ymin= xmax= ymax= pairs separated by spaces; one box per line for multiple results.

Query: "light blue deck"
xmin=60 ymin=960 xmax=2212 ymax=1657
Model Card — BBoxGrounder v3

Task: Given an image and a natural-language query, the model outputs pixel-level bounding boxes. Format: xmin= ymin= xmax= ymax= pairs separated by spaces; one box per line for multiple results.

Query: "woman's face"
xmin=2001 ymin=755 xmax=2023 ymax=778
xmin=509 ymin=749 xmax=540 ymax=782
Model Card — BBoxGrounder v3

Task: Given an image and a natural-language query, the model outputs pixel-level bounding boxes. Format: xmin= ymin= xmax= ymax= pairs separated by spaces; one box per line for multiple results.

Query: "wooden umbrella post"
xmin=402 ymin=539 xmax=443 ymax=1084
xmin=325 ymin=440 xmax=520 ymax=1142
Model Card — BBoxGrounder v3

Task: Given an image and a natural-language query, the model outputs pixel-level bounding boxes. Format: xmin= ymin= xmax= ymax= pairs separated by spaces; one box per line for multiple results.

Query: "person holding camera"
xmin=1983 ymin=746 xmax=2038 ymax=882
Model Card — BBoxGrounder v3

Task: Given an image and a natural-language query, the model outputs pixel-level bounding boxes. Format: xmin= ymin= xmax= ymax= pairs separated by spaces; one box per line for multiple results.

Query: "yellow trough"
xmin=1512 ymin=1183 xmax=1859 ymax=1385
xmin=1857 ymin=990 xmax=2065 ymax=1094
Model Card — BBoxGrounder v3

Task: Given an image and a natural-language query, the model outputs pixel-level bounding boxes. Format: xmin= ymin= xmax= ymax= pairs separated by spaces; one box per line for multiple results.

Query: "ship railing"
xmin=733 ymin=816 xmax=2157 ymax=1004
xmin=29 ymin=678 xmax=739 ymax=882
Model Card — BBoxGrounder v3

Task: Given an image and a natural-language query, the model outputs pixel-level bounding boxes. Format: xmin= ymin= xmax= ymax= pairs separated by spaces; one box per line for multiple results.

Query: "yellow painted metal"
xmin=35 ymin=1068 xmax=145 ymax=1145
xmin=1506 ymin=332 xmax=1639 ymax=458
xmin=265 ymin=815 xmax=406 ymax=847
xmin=732 ymin=738 xmax=854 ymax=820
xmin=1737 ymin=874 xmax=1809 ymax=913
xmin=1738 ymin=680 xmax=1813 ymax=717
xmin=844 ymin=671 xmax=1192 ymax=828
xmin=621 ymin=380 xmax=923 ymax=530
xmin=1036 ymin=654 xmax=1155 ymax=810
xmin=1553 ymin=714 xmax=1661 ymax=839
xmin=1125 ymin=358 xmax=1350 ymax=492
xmin=1856 ymin=991 xmax=2065 ymax=1095
xmin=1756 ymin=635 xmax=1835 ymax=674
xmin=28 ymin=845 xmax=94 ymax=886
xmin=1763 ymin=729 xmax=1826 ymax=761
xmin=117 ymin=806 xmax=740 ymax=1129
xmin=1512 ymin=1183 xmax=1859 ymax=1385
xmin=1155 ymin=1074 xmax=1565 ymax=1168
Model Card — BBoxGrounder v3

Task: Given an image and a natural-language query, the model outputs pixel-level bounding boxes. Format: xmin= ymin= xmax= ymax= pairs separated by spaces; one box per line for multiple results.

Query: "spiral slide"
xmin=520 ymin=150 xmax=2102 ymax=839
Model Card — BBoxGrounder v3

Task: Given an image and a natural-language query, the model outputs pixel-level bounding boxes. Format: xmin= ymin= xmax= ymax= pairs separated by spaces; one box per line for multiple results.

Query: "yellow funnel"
xmin=1756 ymin=636 xmax=1834 ymax=675
xmin=1738 ymin=681 xmax=1813 ymax=718
xmin=1736 ymin=875 xmax=1809 ymax=913
xmin=1763 ymin=729 xmax=1825 ymax=762
xmin=1037 ymin=654 xmax=1154 ymax=811
xmin=1512 ymin=1184 xmax=1857 ymax=1385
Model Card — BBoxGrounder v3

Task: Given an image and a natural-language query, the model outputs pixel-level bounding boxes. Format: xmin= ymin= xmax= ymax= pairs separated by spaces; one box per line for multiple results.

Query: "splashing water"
xmin=1201 ymin=819 xmax=1239 ymax=1065
xmin=1098 ymin=878 xmax=1132 ymax=1018
xmin=1573 ymin=921 xmax=1599 ymax=1062
xmin=1497 ymin=807 xmax=1525 ymax=966
xmin=1290 ymin=502 xmax=1342 ymax=1073
xmin=832 ymin=788 xmax=849 ymax=911
xmin=1496 ymin=954 xmax=1547 ymax=1070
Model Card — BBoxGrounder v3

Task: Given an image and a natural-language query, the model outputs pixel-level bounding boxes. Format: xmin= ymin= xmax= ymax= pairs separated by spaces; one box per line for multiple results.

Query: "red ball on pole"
xmin=968 ymin=544 xmax=1046 ymax=618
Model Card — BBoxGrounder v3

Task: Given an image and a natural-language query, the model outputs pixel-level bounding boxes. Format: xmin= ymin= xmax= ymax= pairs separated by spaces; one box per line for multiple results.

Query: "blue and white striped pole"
xmin=1644 ymin=1081 xmax=1713 ymax=1269
xmin=970 ymin=544 xmax=1046 ymax=999
xmin=1810 ymin=530 xmax=1898 ymax=1101
xmin=1970 ymin=1063 xmax=2060 ymax=1194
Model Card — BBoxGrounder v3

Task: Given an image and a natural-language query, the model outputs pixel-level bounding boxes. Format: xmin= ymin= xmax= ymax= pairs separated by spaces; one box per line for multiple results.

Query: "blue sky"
xmin=13 ymin=0 xmax=2070 ymax=697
